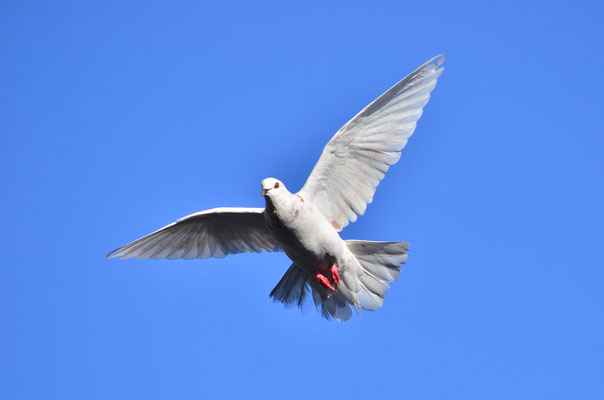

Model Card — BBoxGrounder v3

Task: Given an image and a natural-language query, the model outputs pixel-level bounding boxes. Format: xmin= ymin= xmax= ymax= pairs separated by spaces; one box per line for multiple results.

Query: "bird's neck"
xmin=264 ymin=196 xmax=276 ymax=214
xmin=263 ymin=192 xmax=295 ymax=221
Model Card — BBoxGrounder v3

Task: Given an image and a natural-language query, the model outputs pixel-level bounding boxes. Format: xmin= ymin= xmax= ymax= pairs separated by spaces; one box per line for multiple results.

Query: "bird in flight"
xmin=107 ymin=55 xmax=446 ymax=321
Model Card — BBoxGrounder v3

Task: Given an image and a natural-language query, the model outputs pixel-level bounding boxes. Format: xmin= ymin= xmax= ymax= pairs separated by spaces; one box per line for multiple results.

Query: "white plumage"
xmin=107 ymin=208 xmax=281 ymax=260
xmin=300 ymin=55 xmax=445 ymax=231
xmin=107 ymin=55 xmax=446 ymax=321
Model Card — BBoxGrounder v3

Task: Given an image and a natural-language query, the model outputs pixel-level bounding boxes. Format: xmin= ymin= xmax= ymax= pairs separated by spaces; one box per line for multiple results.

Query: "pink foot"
xmin=315 ymin=273 xmax=335 ymax=291
xmin=330 ymin=264 xmax=340 ymax=286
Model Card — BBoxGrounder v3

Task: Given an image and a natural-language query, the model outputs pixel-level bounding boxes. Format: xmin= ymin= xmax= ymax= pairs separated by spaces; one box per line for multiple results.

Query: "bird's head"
xmin=261 ymin=178 xmax=287 ymax=197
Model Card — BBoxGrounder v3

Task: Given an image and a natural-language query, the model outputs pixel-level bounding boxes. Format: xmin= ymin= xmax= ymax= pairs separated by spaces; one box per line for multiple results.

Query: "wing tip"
xmin=106 ymin=252 xmax=128 ymax=260
xmin=431 ymin=53 xmax=447 ymax=66
xmin=420 ymin=54 xmax=447 ymax=73
xmin=105 ymin=249 xmax=119 ymax=259
xmin=106 ymin=247 xmax=131 ymax=259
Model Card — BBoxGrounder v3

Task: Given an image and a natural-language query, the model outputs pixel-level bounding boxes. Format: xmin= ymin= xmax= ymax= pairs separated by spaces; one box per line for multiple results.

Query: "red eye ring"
xmin=274 ymin=182 xmax=280 ymax=189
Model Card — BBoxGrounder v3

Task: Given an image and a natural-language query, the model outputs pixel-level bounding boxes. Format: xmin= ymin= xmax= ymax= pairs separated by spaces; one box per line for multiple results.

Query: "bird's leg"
xmin=315 ymin=273 xmax=335 ymax=291
xmin=315 ymin=264 xmax=340 ymax=291
xmin=330 ymin=264 xmax=340 ymax=286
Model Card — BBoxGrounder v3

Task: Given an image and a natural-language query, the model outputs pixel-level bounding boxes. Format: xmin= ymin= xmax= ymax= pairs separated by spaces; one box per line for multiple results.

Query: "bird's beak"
xmin=261 ymin=188 xmax=269 ymax=196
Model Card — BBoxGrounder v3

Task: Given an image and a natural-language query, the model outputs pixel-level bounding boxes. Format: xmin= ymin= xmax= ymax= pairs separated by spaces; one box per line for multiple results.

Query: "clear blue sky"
xmin=1 ymin=1 xmax=603 ymax=399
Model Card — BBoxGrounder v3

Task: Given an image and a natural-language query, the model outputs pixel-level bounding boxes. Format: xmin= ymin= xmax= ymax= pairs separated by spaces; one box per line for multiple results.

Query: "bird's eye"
xmin=274 ymin=182 xmax=280 ymax=189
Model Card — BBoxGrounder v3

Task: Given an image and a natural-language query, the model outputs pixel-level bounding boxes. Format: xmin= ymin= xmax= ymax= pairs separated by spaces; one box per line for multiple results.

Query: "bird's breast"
xmin=264 ymin=196 xmax=344 ymax=269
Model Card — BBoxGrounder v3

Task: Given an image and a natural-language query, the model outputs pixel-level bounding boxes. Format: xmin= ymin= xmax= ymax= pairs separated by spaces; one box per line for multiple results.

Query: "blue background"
xmin=2 ymin=1 xmax=603 ymax=399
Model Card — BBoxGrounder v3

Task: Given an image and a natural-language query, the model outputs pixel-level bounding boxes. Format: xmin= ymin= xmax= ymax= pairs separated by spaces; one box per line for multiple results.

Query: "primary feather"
xmin=298 ymin=55 xmax=446 ymax=231
xmin=106 ymin=208 xmax=281 ymax=260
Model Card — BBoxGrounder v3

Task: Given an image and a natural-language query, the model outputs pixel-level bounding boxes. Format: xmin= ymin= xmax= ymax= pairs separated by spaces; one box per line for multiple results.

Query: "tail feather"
xmin=356 ymin=281 xmax=384 ymax=311
xmin=271 ymin=264 xmax=355 ymax=321
xmin=269 ymin=263 xmax=310 ymax=308
xmin=269 ymin=240 xmax=410 ymax=321
xmin=346 ymin=240 xmax=410 ymax=311
xmin=317 ymin=290 xmax=353 ymax=321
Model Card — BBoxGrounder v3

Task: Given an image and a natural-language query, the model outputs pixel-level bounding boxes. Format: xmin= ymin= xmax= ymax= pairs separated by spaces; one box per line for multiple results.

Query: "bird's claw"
xmin=330 ymin=264 xmax=340 ymax=286
xmin=315 ymin=273 xmax=335 ymax=291
xmin=315 ymin=265 xmax=340 ymax=291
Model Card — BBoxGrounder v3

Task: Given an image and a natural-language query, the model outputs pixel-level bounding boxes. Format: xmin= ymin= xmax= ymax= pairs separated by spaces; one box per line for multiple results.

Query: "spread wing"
xmin=298 ymin=55 xmax=446 ymax=231
xmin=106 ymin=207 xmax=281 ymax=260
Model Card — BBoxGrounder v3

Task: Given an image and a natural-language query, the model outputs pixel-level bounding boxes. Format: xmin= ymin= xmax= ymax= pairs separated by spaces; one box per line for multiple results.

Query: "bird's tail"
xmin=345 ymin=240 xmax=410 ymax=311
xmin=269 ymin=241 xmax=409 ymax=321
xmin=269 ymin=263 xmax=310 ymax=309
xmin=269 ymin=264 xmax=357 ymax=322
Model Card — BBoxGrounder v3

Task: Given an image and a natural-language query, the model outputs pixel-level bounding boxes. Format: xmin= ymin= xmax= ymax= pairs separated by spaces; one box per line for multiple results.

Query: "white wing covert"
xmin=298 ymin=55 xmax=446 ymax=231
xmin=106 ymin=207 xmax=281 ymax=260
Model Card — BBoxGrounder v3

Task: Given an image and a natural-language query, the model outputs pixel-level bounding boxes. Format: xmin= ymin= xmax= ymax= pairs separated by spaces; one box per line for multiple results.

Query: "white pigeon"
xmin=107 ymin=55 xmax=446 ymax=321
